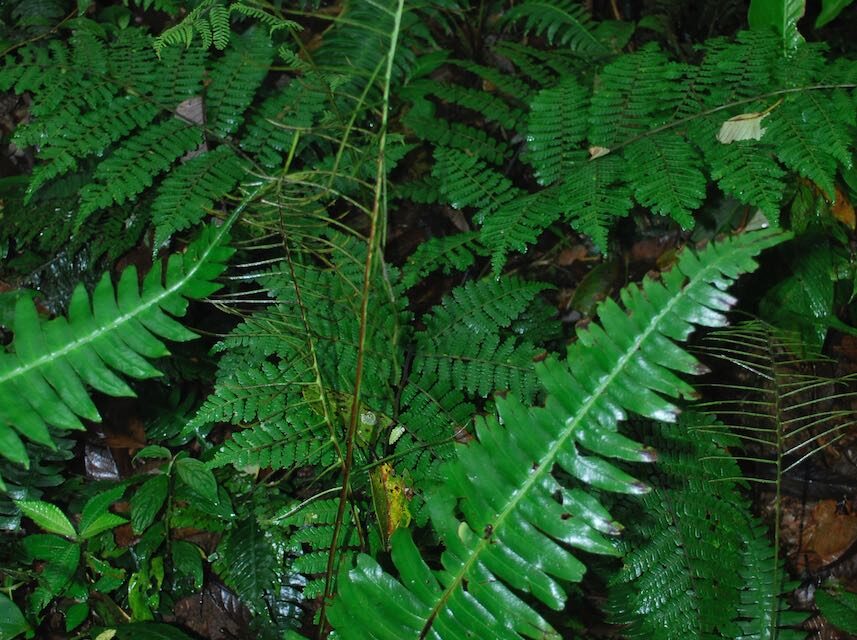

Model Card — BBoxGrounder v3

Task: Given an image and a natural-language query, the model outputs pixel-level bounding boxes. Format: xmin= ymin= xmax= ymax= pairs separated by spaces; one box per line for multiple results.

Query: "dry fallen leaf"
xmin=716 ymin=99 xmax=783 ymax=144
xmin=716 ymin=111 xmax=770 ymax=143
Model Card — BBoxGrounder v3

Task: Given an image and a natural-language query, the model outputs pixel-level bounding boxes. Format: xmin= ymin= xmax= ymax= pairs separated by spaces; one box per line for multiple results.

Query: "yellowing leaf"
xmin=369 ymin=463 xmax=412 ymax=548
xmin=832 ymin=185 xmax=856 ymax=229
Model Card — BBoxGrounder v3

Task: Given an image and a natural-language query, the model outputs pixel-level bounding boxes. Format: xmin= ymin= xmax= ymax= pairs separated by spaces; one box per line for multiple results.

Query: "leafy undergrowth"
xmin=3 ymin=1 xmax=857 ymax=639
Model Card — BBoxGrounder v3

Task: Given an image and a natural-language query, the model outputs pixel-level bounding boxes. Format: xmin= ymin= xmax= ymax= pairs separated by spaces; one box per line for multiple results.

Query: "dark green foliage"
xmin=0 ymin=220 xmax=236 ymax=485
xmin=328 ymin=229 xmax=787 ymax=639
xmin=0 ymin=1 xmax=846 ymax=638
xmin=608 ymin=415 xmax=803 ymax=640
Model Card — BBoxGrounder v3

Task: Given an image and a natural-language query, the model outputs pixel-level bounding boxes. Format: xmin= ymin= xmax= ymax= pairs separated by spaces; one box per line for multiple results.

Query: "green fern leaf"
xmin=766 ymin=91 xmax=854 ymax=198
xmin=417 ymin=79 xmax=525 ymax=131
xmin=413 ymin=278 xmax=550 ymax=400
xmin=562 ymin=154 xmax=633 ymax=251
xmin=624 ymin=133 xmax=706 ymax=228
xmin=432 ymin=147 xmax=520 ymax=224
xmin=76 ymin=117 xmax=203 ymax=229
xmin=401 ymin=232 xmax=487 ymax=290
xmin=0 ymin=220 xmax=236 ymax=470
xmin=25 ymin=97 xmax=160 ymax=197
xmin=404 ymin=107 xmax=511 ymax=164
xmin=328 ymin=228 xmax=788 ymax=639
xmin=209 ymin=408 xmax=336 ymax=470
xmin=205 ymin=29 xmax=274 ymax=138
xmin=607 ymin=415 xmax=749 ymax=640
xmin=479 ymin=189 xmax=561 ymax=272
xmin=501 ymin=0 xmax=609 ymax=56
xmin=525 ymin=76 xmax=588 ymax=186
xmin=696 ymin=119 xmax=786 ymax=225
xmin=589 ymin=45 xmax=690 ymax=148
xmin=152 ymin=145 xmax=245 ymax=249
xmin=241 ymin=75 xmax=328 ymax=168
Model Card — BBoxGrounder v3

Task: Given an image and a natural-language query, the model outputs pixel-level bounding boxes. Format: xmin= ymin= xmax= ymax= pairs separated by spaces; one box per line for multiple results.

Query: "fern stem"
xmin=604 ymin=83 xmax=857 ymax=156
xmin=318 ymin=0 xmax=406 ymax=632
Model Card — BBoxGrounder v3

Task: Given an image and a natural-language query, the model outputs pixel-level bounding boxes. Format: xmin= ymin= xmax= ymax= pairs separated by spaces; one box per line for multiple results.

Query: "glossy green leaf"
xmin=65 ymin=602 xmax=89 ymax=632
xmin=0 ymin=213 xmax=241 ymax=480
xmin=748 ymin=0 xmax=806 ymax=51
xmin=17 ymin=500 xmax=76 ymax=538
xmin=78 ymin=484 xmax=126 ymax=539
xmin=0 ymin=593 xmax=31 ymax=640
xmin=329 ymin=229 xmax=789 ymax=639
xmin=131 ymin=475 xmax=169 ymax=535
xmin=816 ymin=0 xmax=855 ymax=27
xmin=815 ymin=589 xmax=857 ymax=633
xmin=171 ymin=540 xmax=203 ymax=590
xmin=175 ymin=457 xmax=218 ymax=505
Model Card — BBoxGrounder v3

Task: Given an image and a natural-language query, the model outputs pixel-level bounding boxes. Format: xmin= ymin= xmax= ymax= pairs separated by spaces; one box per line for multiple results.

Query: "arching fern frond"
xmin=608 ymin=414 xmax=806 ymax=640
xmin=401 ymin=232 xmax=487 ymax=290
xmin=525 ymin=76 xmax=588 ymax=186
xmin=0 ymin=216 xmax=239 ymax=475
xmin=328 ymin=228 xmax=788 ymax=639
xmin=151 ymin=145 xmax=245 ymax=250
xmin=205 ymin=28 xmax=274 ymax=138
xmin=432 ymin=147 xmax=520 ymax=224
xmin=76 ymin=117 xmax=203 ymax=229
xmin=501 ymin=0 xmax=610 ymax=56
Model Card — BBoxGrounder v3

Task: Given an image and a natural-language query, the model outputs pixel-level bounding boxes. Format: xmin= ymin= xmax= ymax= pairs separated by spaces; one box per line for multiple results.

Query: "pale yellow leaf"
xmin=716 ymin=111 xmax=770 ymax=144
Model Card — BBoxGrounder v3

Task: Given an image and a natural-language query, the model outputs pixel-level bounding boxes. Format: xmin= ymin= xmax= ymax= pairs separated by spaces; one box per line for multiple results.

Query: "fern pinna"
xmin=0 ymin=208 xmax=241 ymax=489
xmin=399 ymin=8 xmax=857 ymax=277
xmin=607 ymin=414 xmax=805 ymax=640
xmin=327 ymin=228 xmax=787 ymax=639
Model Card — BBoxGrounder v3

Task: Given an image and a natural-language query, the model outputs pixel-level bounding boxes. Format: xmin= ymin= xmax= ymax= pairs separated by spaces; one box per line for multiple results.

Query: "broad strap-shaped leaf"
xmin=0 ymin=220 xmax=236 ymax=472
xmin=328 ymin=228 xmax=788 ymax=639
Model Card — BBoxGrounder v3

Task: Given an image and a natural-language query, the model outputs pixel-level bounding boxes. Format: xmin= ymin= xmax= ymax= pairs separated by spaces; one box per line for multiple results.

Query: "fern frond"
xmin=432 ymin=147 xmax=520 ymax=224
xmin=695 ymin=320 xmax=857 ymax=482
xmin=152 ymin=145 xmax=245 ymax=249
xmin=736 ymin=521 xmax=807 ymax=640
xmin=209 ymin=410 xmax=336 ymax=470
xmin=588 ymin=45 xmax=691 ymax=148
xmin=525 ymin=76 xmax=588 ymax=186
xmin=0 ymin=219 xmax=237 ymax=472
xmin=624 ymin=133 xmax=706 ymax=228
xmin=229 ymin=3 xmax=301 ymax=35
xmin=699 ymin=122 xmax=787 ymax=225
xmin=153 ymin=0 xmax=230 ymax=56
xmin=413 ymin=278 xmax=550 ymax=401
xmin=205 ymin=29 xmax=274 ymax=138
xmin=479 ymin=188 xmax=561 ymax=271
xmin=501 ymin=0 xmax=610 ymax=56
xmin=401 ymin=232 xmax=487 ymax=290
xmin=274 ymin=497 xmax=363 ymax=599
xmin=76 ymin=117 xmax=203 ymax=229
xmin=328 ymin=228 xmax=788 ymax=639
xmin=25 ymin=97 xmax=160 ymax=197
xmin=241 ymin=75 xmax=328 ymax=169
xmin=418 ymin=80 xmax=524 ymax=131
xmin=766 ymin=91 xmax=854 ymax=198
xmin=561 ymin=154 xmax=633 ymax=251
xmin=607 ymin=415 xmax=749 ymax=640
xmin=404 ymin=107 xmax=512 ymax=164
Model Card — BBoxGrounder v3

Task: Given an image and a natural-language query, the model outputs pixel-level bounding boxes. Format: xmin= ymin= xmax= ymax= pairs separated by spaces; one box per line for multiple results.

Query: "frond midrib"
xmin=417 ymin=252 xmax=728 ymax=636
